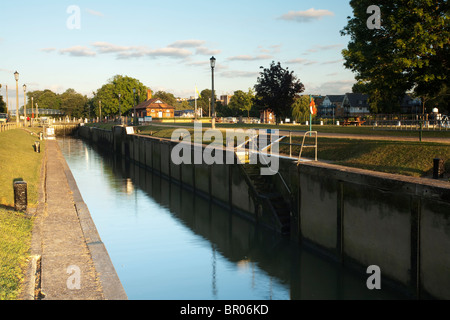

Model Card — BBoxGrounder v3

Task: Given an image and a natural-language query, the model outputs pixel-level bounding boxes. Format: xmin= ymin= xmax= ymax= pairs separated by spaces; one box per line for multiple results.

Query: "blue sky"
xmin=0 ymin=0 xmax=356 ymax=108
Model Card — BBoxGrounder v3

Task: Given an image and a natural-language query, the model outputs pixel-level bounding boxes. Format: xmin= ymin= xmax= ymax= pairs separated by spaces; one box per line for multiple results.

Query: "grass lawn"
xmin=0 ymin=128 xmax=44 ymax=300
xmin=0 ymin=208 xmax=33 ymax=300
xmin=284 ymin=137 xmax=450 ymax=178
xmin=136 ymin=122 xmax=450 ymax=139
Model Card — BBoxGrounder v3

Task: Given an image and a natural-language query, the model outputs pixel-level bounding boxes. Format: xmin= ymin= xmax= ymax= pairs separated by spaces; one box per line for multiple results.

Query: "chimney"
xmin=147 ymin=89 xmax=152 ymax=101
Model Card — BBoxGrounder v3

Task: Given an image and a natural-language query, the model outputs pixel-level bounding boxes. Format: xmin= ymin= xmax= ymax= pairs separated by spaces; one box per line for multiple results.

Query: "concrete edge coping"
xmin=298 ymin=160 xmax=450 ymax=191
xmin=56 ymin=142 xmax=128 ymax=300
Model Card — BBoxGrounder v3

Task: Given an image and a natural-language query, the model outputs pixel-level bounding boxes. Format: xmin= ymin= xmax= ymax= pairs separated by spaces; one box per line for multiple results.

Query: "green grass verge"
xmin=0 ymin=128 xmax=44 ymax=300
xmin=286 ymin=137 xmax=450 ymax=178
xmin=0 ymin=129 xmax=45 ymax=206
xmin=0 ymin=208 xmax=33 ymax=300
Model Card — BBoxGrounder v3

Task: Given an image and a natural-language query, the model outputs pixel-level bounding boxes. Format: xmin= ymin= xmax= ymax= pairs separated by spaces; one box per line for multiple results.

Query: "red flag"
xmin=310 ymin=98 xmax=317 ymax=115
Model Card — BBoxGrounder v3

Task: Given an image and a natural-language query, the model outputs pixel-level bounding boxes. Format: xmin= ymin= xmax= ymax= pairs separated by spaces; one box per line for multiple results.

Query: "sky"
xmin=0 ymin=0 xmax=357 ymax=110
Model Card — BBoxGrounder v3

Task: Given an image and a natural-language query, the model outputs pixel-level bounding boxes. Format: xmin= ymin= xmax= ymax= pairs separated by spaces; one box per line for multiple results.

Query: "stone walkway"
xmin=22 ymin=140 xmax=126 ymax=300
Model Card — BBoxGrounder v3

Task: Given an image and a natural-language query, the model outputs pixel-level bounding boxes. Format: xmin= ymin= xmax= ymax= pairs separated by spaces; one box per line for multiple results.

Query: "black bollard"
xmin=433 ymin=158 xmax=445 ymax=179
xmin=14 ymin=181 xmax=28 ymax=212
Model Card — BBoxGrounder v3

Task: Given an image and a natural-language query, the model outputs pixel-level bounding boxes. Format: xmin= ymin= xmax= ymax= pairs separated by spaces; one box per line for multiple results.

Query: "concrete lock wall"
xmin=78 ymin=126 xmax=450 ymax=299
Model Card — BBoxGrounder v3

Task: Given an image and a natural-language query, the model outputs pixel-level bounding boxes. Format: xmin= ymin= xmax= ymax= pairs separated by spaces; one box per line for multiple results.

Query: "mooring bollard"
xmin=433 ymin=158 xmax=445 ymax=179
xmin=14 ymin=181 xmax=28 ymax=212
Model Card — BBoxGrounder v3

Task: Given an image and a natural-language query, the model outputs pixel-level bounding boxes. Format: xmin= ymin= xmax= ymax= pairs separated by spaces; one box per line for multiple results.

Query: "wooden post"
xmin=14 ymin=181 xmax=27 ymax=212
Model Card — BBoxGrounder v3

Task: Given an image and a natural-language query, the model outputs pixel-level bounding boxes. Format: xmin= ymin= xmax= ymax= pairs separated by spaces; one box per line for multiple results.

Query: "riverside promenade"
xmin=22 ymin=140 xmax=127 ymax=300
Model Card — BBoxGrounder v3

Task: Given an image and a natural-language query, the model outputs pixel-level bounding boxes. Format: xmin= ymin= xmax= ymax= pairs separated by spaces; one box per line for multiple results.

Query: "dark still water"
xmin=58 ymin=137 xmax=405 ymax=300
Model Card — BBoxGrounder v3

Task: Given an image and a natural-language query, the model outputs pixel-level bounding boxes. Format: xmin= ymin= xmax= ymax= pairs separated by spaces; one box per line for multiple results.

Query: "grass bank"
xmin=285 ymin=137 xmax=450 ymax=178
xmin=0 ymin=128 xmax=44 ymax=300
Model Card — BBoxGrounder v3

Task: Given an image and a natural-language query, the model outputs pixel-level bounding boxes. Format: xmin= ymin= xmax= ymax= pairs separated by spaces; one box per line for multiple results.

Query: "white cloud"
xmin=196 ymin=47 xmax=221 ymax=55
xmin=227 ymin=54 xmax=272 ymax=61
xmin=117 ymin=47 xmax=192 ymax=59
xmin=59 ymin=46 xmax=96 ymax=57
xmin=278 ymin=8 xmax=334 ymax=23
xmin=86 ymin=9 xmax=104 ymax=17
xmin=92 ymin=42 xmax=133 ymax=53
xmin=321 ymin=59 xmax=344 ymax=65
xmin=168 ymin=39 xmax=206 ymax=48
xmin=0 ymin=68 xmax=14 ymax=74
xmin=258 ymin=44 xmax=282 ymax=54
xmin=285 ymin=58 xmax=317 ymax=65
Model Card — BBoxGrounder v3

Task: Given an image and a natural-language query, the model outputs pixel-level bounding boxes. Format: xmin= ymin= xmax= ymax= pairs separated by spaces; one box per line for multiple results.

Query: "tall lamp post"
xmin=118 ymin=93 xmax=122 ymax=125
xmin=133 ymin=88 xmax=137 ymax=126
xmin=23 ymin=84 xmax=27 ymax=127
xmin=31 ymin=97 xmax=34 ymax=127
xmin=5 ymin=85 xmax=8 ymax=115
xmin=14 ymin=71 xmax=19 ymax=126
xmin=210 ymin=56 xmax=216 ymax=129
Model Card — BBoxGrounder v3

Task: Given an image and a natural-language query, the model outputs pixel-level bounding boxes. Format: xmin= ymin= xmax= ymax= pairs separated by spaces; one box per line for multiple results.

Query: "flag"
xmin=310 ymin=98 xmax=317 ymax=115
xmin=196 ymin=86 xmax=201 ymax=99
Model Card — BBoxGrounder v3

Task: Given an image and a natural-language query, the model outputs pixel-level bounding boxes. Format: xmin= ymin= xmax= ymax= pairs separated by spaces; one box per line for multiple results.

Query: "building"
xmin=342 ymin=93 xmax=370 ymax=117
xmin=220 ymin=95 xmax=233 ymax=106
xmin=135 ymin=90 xmax=175 ymax=119
xmin=400 ymin=94 xmax=421 ymax=114
xmin=260 ymin=109 xmax=275 ymax=124
xmin=321 ymin=95 xmax=345 ymax=117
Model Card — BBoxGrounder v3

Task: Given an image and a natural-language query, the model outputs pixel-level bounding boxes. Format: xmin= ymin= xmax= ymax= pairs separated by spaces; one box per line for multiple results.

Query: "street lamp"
xmin=31 ymin=96 xmax=34 ymax=127
xmin=23 ymin=84 xmax=27 ymax=127
xmin=133 ymin=88 xmax=137 ymax=126
xmin=118 ymin=93 xmax=122 ymax=125
xmin=210 ymin=56 xmax=216 ymax=129
xmin=14 ymin=71 xmax=19 ymax=126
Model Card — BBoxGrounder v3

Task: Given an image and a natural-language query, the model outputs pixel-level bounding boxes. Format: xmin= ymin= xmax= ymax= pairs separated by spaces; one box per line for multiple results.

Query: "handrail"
xmin=297 ymin=131 xmax=318 ymax=165
xmin=235 ymin=133 xmax=291 ymax=195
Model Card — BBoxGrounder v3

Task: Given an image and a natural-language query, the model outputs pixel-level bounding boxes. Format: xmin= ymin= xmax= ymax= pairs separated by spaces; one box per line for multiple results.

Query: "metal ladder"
xmin=297 ymin=131 xmax=318 ymax=165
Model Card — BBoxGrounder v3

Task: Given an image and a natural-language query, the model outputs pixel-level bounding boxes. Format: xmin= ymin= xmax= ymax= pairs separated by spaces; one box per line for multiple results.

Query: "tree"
xmin=291 ymin=96 xmax=313 ymax=123
xmin=60 ymin=89 xmax=88 ymax=118
xmin=153 ymin=91 xmax=177 ymax=107
xmin=197 ymin=89 xmax=216 ymax=116
xmin=0 ymin=96 xmax=6 ymax=113
xmin=228 ymin=89 xmax=255 ymax=118
xmin=341 ymin=0 xmax=450 ymax=114
xmin=254 ymin=61 xmax=305 ymax=124
xmin=93 ymin=75 xmax=148 ymax=117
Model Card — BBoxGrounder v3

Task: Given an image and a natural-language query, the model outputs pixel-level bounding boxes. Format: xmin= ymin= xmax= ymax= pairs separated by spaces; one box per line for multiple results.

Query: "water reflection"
xmin=59 ymin=137 xmax=405 ymax=300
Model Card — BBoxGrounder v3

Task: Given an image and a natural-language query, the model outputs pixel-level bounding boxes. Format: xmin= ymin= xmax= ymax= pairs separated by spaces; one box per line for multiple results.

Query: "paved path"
xmin=23 ymin=140 xmax=127 ymax=300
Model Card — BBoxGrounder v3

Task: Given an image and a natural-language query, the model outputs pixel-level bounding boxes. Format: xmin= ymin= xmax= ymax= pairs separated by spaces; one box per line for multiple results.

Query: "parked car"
xmin=0 ymin=113 xmax=8 ymax=123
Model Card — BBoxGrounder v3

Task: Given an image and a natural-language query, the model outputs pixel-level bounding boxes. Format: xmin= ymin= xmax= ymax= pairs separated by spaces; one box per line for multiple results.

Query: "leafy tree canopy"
xmin=254 ymin=61 xmax=305 ymax=124
xmin=291 ymin=96 xmax=315 ymax=122
xmin=93 ymin=75 xmax=148 ymax=117
xmin=228 ymin=88 xmax=255 ymax=118
xmin=341 ymin=0 xmax=450 ymax=113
